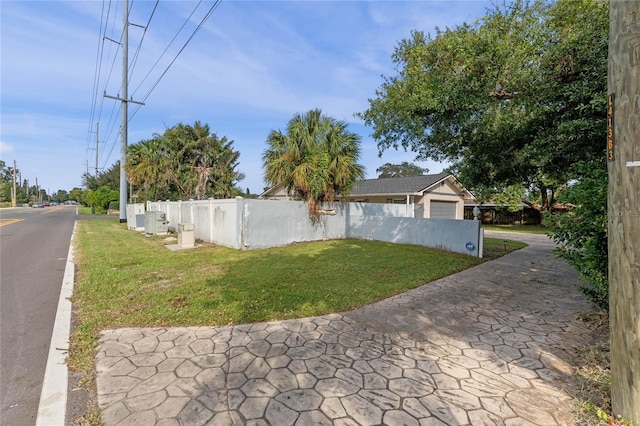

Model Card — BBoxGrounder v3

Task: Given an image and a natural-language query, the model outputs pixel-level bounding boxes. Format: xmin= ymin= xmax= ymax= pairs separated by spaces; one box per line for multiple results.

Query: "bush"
xmin=544 ymin=160 xmax=608 ymax=309
xmin=86 ymin=186 xmax=119 ymax=215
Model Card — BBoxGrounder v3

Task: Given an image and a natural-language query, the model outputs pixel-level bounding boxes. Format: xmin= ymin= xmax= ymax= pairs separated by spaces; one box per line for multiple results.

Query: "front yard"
xmin=68 ymin=218 xmax=525 ymax=424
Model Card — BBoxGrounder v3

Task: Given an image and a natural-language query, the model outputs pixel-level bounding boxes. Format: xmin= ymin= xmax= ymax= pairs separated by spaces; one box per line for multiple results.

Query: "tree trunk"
xmin=608 ymin=2 xmax=640 ymax=422
xmin=538 ymin=182 xmax=549 ymax=210
xmin=195 ymin=167 xmax=209 ymax=200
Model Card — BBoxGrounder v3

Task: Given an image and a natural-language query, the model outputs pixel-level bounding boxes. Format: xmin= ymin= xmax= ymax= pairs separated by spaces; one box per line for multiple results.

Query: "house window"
xmin=393 ymin=199 xmax=405 ymax=204
xmin=386 ymin=198 xmax=392 ymax=203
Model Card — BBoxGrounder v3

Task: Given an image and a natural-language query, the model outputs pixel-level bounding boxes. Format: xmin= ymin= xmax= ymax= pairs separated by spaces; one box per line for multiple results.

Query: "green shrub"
xmin=86 ymin=186 xmax=119 ymax=215
xmin=544 ymin=160 xmax=608 ymax=309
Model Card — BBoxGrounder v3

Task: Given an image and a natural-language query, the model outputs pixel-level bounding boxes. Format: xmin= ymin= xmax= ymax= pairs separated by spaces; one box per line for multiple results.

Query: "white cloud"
xmin=0 ymin=141 xmax=15 ymax=156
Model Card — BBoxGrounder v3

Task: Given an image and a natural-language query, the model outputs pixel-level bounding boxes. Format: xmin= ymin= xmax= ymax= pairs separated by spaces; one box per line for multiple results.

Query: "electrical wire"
xmin=84 ymin=0 xmax=108 ymax=171
xmin=129 ymin=1 xmax=203 ymax=100
xmin=89 ymin=0 xmax=223 ymax=170
xmin=129 ymin=0 xmax=159 ymax=85
xmin=130 ymin=0 xmax=222 ymax=119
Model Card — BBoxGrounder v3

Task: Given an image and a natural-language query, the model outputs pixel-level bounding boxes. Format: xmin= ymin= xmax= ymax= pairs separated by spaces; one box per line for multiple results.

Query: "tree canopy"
xmin=376 ymin=162 xmax=428 ymax=178
xmin=125 ymin=121 xmax=243 ymax=201
xmin=0 ymin=160 xmax=17 ymax=183
xmin=545 ymin=159 xmax=608 ymax=308
xmin=86 ymin=186 xmax=119 ymax=214
xmin=83 ymin=162 xmax=121 ymax=192
xmin=358 ymin=0 xmax=608 ymax=209
xmin=263 ymin=109 xmax=365 ymax=217
xmin=0 ymin=160 xmax=16 ymax=203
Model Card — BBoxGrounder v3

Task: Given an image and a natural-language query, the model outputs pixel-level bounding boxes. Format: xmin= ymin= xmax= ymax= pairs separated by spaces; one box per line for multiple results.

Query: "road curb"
xmin=36 ymin=222 xmax=76 ymax=425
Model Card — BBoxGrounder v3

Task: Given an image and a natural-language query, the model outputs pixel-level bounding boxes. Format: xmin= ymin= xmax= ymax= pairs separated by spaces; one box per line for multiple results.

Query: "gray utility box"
xmin=145 ymin=211 xmax=168 ymax=235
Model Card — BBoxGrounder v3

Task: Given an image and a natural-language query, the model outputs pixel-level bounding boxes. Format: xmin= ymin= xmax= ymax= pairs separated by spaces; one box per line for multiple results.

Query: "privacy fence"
xmin=137 ymin=198 xmax=483 ymax=257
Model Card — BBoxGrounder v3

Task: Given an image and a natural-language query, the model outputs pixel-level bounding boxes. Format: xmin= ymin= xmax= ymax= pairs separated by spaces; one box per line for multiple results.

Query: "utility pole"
xmin=119 ymin=0 xmax=129 ymax=223
xmin=96 ymin=122 xmax=100 ymax=177
xmin=11 ymin=160 xmax=17 ymax=207
xmin=104 ymin=0 xmax=144 ymax=223
xmin=608 ymin=1 xmax=639 ymax=423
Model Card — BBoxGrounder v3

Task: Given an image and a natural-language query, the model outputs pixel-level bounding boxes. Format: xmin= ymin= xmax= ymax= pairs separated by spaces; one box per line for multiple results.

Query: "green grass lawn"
xmin=77 ymin=206 xmax=93 ymax=215
xmin=68 ymin=219 xmax=526 ymax=387
xmin=482 ymin=224 xmax=550 ymax=235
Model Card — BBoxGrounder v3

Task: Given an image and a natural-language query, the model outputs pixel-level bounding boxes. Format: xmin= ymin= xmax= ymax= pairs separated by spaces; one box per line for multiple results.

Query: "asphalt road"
xmin=1 ymin=206 xmax=77 ymax=426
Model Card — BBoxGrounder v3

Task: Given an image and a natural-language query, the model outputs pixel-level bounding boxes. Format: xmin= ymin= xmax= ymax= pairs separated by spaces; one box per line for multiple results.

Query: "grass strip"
xmin=482 ymin=224 xmax=550 ymax=235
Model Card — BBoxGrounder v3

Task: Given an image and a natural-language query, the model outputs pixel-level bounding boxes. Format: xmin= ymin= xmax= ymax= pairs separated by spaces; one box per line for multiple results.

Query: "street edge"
xmin=36 ymin=221 xmax=77 ymax=425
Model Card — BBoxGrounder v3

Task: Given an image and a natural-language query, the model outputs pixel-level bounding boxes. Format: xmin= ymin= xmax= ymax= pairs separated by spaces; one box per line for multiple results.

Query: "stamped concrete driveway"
xmin=96 ymin=231 xmax=597 ymax=425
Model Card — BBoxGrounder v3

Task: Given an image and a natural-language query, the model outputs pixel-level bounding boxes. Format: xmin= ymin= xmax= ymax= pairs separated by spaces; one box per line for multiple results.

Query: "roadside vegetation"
xmin=545 ymin=160 xmax=608 ymax=310
xmin=77 ymin=206 xmax=93 ymax=216
xmin=573 ymin=311 xmax=636 ymax=426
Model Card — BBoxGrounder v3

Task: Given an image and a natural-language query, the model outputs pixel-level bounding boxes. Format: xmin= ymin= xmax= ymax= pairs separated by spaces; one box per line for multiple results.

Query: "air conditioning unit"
xmin=145 ymin=211 xmax=168 ymax=235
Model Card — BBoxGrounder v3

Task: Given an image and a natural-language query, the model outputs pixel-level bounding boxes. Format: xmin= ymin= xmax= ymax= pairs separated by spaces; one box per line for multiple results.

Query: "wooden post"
xmin=608 ymin=1 xmax=640 ymax=422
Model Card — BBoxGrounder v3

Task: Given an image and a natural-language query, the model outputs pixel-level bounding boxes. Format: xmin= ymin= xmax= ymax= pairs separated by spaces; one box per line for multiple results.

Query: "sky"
xmin=1 ymin=0 xmax=494 ymax=196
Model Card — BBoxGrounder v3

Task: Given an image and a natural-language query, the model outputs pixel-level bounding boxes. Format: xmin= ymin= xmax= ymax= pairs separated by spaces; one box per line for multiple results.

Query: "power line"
xmin=129 ymin=1 xmax=204 ymax=100
xmin=84 ymin=0 xmax=108 ymax=170
xmin=131 ymin=0 xmax=222 ymax=119
xmin=86 ymin=0 xmax=122 ymax=172
xmin=129 ymin=0 xmax=159 ymax=85
xmin=88 ymin=0 xmax=223 ymax=170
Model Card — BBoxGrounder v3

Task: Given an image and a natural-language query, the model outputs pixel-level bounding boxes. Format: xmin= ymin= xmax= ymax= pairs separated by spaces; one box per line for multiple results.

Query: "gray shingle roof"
xmin=348 ymin=173 xmax=450 ymax=196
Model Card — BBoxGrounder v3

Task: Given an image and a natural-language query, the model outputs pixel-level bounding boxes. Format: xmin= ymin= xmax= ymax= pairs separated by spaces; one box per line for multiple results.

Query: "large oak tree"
xmin=376 ymin=162 xmax=428 ymax=178
xmin=358 ymin=0 xmax=608 ymax=209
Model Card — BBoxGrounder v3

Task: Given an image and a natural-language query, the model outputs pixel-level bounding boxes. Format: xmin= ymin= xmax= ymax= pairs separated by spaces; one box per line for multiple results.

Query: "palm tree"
xmin=178 ymin=122 xmax=241 ymax=200
xmin=263 ymin=109 xmax=364 ymax=217
xmin=126 ymin=137 xmax=171 ymax=201
xmin=128 ymin=122 xmax=243 ymax=201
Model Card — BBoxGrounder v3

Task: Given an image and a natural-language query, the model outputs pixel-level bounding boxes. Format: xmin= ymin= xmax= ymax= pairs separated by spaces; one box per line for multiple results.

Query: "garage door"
xmin=430 ymin=201 xmax=457 ymax=219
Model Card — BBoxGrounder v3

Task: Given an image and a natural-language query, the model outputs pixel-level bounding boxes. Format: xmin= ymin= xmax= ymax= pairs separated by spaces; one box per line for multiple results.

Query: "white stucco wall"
xmin=144 ymin=198 xmax=481 ymax=256
xmin=240 ymin=199 xmax=345 ymax=249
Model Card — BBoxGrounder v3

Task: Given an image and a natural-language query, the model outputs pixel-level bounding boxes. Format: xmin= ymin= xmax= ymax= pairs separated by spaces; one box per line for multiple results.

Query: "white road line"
xmin=36 ymin=222 xmax=76 ymax=426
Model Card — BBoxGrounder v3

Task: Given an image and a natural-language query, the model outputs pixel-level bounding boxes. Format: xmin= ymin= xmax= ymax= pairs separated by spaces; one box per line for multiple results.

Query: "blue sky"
xmin=1 ymin=0 xmax=493 ymax=196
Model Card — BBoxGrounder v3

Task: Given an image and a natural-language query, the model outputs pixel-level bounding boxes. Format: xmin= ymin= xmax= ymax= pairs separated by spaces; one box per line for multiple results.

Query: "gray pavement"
xmin=95 ymin=232 xmax=597 ymax=425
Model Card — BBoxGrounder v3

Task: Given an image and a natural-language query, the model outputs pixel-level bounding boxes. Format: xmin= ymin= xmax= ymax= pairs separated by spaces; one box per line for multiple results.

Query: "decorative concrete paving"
xmin=96 ymin=232 xmax=598 ymax=425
